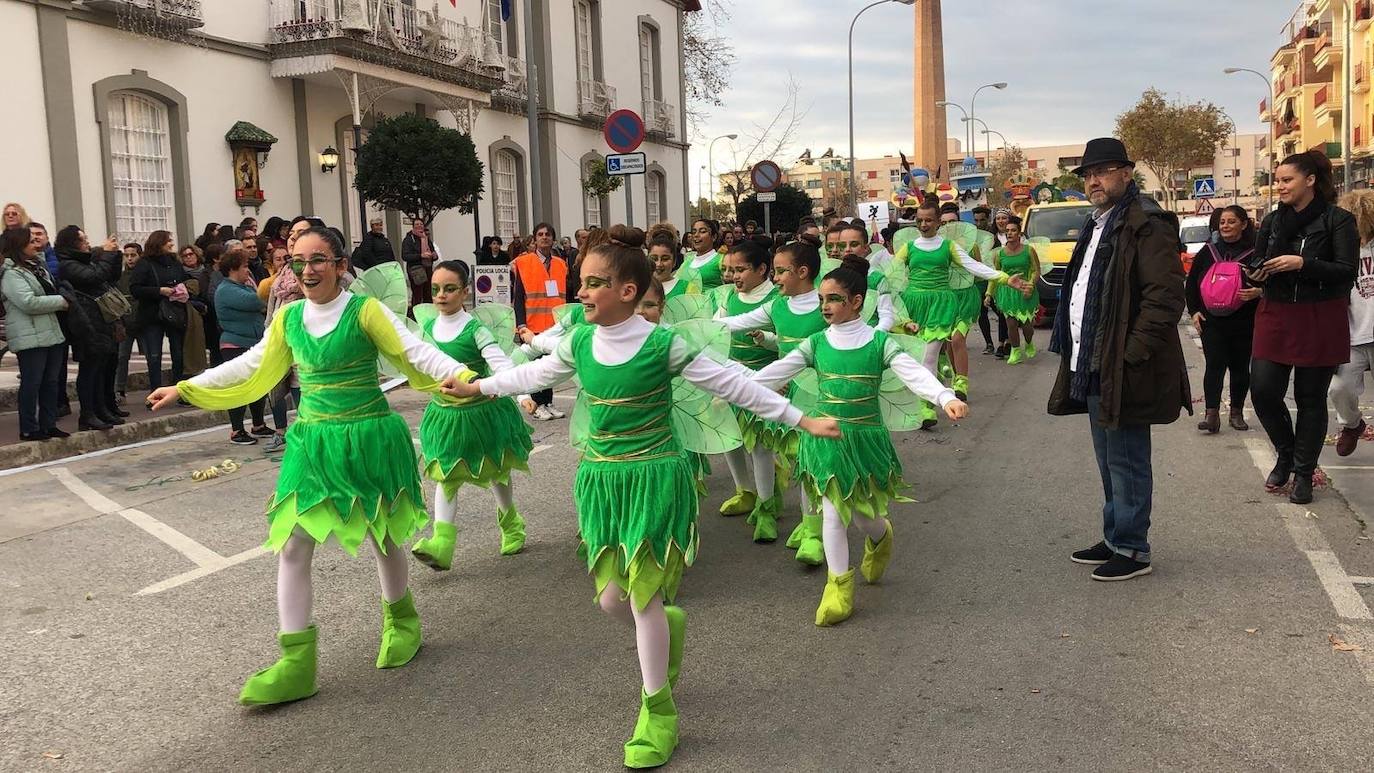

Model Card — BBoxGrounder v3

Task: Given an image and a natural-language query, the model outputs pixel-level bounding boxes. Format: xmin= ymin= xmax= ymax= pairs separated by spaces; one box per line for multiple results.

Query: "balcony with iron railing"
xmin=1357 ymin=62 xmax=1369 ymax=93
xmin=267 ymin=0 xmax=504 ymax=91
xmin=643 ymin=98 xmax=677 ymax=139
xmin=577 ymin=79 xmax=617 ymax=121
xmin=81 ymin=0 xmax=203 ymax=30
xmin=1357 ymin=0 xmax=1373 ymax=29
xmin=1314 ymin=28 xmax=1344 ymax=70
xmin=1260 ymin=97 xmax=1270 ymax=120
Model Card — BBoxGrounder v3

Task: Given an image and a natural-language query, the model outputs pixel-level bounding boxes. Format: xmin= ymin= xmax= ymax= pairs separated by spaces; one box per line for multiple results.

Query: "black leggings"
xmin=978 ymin=300 xmax=1007 ymax=347
xmin=1249 ymin=359 xmax=1336 ymax=477
xmin=1199 ymin=324 xmax=1252 ymax=410
xmin=75 ymin=349 xmax=117 ymax=418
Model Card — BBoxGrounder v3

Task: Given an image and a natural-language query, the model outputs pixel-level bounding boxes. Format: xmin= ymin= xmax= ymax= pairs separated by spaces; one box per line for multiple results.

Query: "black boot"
xmin=77 ymin=414 xmax=112 ymax=431
xmin=1265 ymin=452 xmax=1293 ymax=490
xmin=1289 ymin=474 xmax=1314 ymax=505
xmin=96 ymin=410 xmax=126 ymax=426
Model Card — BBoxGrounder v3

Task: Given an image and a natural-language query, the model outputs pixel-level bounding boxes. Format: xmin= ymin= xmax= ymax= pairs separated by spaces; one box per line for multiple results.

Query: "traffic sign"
xmin=751 ymin=160 xmax=782 ymax=193
xmin=1195 ymin=197 xmax=1215 ymax=215
xmin=606 ymin=152 xmax=646 ymax=176
xmin=756 ymin=191 xmax=777 ymax=203
xmin=604 ymin=110 xmax=645 ymax=154
xmin=1193 ymin=177 xmax=1216 ymax=198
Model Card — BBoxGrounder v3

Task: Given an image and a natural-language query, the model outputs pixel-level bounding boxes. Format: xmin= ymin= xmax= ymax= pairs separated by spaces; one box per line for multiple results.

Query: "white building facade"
xmin=2 ymin=0 xmax=692 ymax=263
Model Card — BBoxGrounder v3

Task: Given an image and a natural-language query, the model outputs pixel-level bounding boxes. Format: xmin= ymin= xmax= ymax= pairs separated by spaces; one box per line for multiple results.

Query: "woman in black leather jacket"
xmin=54 ymin=226 xmax=125 ymax=430
xmin=1248 ymin=150 xmax=1359 ymax=504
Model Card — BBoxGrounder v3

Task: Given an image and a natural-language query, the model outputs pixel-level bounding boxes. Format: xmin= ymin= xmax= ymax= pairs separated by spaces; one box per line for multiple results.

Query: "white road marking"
xmin=1323 ymin=465 xmax=1374 ymax=471
xmin=136 ymin=546 xmax=270 ymax=596
xmin=1350 ymin=576 xmax=1374 ymax=587
xmin=50 ymin=467 xmax=224 ymax=569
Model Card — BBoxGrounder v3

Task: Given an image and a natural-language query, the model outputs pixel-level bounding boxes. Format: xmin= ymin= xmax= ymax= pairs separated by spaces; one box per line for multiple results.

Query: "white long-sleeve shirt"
xmin=751 ymin=318 xmax=957 ymax=409
xmin=187 ymin=290 xmax=464 ymax=389
xmin=910 ymin=235 xmax=1004 ymax=282
xmin=1069 ymin=209 xmax=1111 ymax=372
xmin=479 ymin=314 xmax=803 ymax=427
xmin=432 ymin=309 xmax=514 ymax=371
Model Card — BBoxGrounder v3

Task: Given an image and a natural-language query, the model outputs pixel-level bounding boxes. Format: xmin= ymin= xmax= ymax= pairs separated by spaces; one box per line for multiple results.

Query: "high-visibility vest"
xmin=513 ymin=251 xmax=567 ymax=333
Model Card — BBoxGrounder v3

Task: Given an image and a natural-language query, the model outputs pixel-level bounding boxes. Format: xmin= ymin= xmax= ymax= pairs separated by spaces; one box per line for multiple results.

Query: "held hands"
xmin=1007 ymin=275 xmax=1031 ymax=293
xmin=902 ymin=321 xmax=921 ymax=336
xmin=516 ymin=325 xmax=535 ymax=344
xmin=799 ymin=416 xmax=842 ymax=439
xmin=983 ymin=295 xmax=992 ymax=308
xmin=440 ymin=370 xmax=481 ymax=399
xmin=147 ymin=386 xmax=181 ymax=411
xmin=748 ymin=330 xmax=766 ymax=345
xmin=1191 ymin=312 xmax=1204 ymax=333
xmin=944 ymin=399 xmax=968 ymax=422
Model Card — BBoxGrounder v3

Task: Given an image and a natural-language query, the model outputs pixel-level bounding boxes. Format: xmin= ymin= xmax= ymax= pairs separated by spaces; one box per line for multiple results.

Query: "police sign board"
xmin=474 ymin=265 xmax=511 ymax=305
xmin=606 ymin=152 xmax=646 ymax=176
xmin=1193 ymin=177 xmax=1216 ymax=198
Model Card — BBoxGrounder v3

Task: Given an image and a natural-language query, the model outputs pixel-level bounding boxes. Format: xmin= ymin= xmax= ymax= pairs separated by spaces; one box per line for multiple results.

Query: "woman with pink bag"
xmin=1186 ymin=204 xmax=1263 ymax=434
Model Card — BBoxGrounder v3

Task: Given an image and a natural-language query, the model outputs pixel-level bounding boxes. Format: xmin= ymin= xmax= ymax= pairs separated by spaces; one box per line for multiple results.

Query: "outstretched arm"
xmin=158 ymin=313 xmax=293 ymax=410
xmin=751 ymin=342 xmax=812 ymax=391
xmin=717 ymin=305 xmax=774 ymax=333
xmin=474 ymin=336 xmax=576 ymax=396
xmin=361 ymin=299 xmax=466 ymax=391
xmin=951 ymin=242 xmax=1007 ymax=283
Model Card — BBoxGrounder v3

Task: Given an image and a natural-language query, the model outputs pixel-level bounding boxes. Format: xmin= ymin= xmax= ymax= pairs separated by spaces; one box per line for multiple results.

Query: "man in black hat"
xmin=1047 ymin=137 xmax=1191 ymax=582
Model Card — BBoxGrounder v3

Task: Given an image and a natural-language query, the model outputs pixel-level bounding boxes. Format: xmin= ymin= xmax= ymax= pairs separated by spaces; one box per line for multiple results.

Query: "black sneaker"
xmin=1289 ymin=475 xmax=1313 ymax=505
xmin=1070 ymin=541 xmax=1113 ymax=565
xmin=46 ymin=428 xmax=71 ymax=439
xmin=1091 ymin=554 xmax=1153 ymax=582
xmin=982 ymin=343 xmax=995 ymax=355
xmin=250 ymin=425 xmax=275 ymax=437
xmin=229 ymin=430 xmax=258 ymax=445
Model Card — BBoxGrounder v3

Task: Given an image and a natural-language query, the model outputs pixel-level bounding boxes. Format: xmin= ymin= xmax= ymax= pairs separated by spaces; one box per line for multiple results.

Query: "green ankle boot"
xmin=952 ymin=374 xmax=970 ymax=400
xmin=239 ymin=626 xmax=319 ymax=706
xmin=411 ymin=521 xmax=457 ymax=571
xmin=623 ymin=685 xmax=679 ymax=769
xmin=859 ymin=520 xmax=894 ymax=583
xmin=784 ymin=519 xmax=807 ymax=549
xmin=376 ymin=590 xmax=422 ymax=669
xmin=719 ymin=488 xmax=757 ymax=516
xmin=814 ymin=569 xmax=855 ymax=627
xmin=747 ymin=493 xmax=782 ymax=543
xmin=794 ymin=514 xmax=825 ymax=567
xmin=496 ymin=506 xmax=527 ymax=555
xmin=665 ymin=605 xmax=686 ymax=689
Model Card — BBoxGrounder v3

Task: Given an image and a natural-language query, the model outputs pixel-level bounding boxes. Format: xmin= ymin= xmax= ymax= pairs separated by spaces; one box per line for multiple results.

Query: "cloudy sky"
xmin=687 ymin=0 xmax=1301 ymax=199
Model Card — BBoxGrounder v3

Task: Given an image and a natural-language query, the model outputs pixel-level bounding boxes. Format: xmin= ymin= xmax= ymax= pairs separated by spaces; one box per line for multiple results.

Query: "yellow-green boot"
xmin=719 ymin=488 xmax=757 ymax=516
xmin=859 ymin=520 xmax=894 ymax=583
xmin=814 ymin=569 xmax=856 ymax=627
xmin=496 ymin=506 xmax=526 ymax=555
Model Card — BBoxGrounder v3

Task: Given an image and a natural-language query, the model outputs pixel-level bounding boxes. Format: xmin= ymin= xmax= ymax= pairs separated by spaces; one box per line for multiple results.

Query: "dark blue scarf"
xmin=1050 ymin=182 xmax=1139 ymax=401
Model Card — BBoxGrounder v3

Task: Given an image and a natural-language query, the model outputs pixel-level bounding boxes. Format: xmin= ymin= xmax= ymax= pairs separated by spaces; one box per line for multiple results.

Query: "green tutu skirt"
xmin=734 ymin=405 xmax=775 ymax=454
xmin=419 ymin=396 xmax=534 ymax=498
xmin=578 ymin=453 xmax=700 ymax=610
xmin=266 ymin=413 xmax=428 ymax=555
xmin=954 ymin=285 xmax=983 ymax=329
xmin=796 ymin=424 xmax=910 ymax=526
xmin=901 ymin=287 xmax=970 ymax=342
xmin=994 ymin=284 xmax=1041 ymax=323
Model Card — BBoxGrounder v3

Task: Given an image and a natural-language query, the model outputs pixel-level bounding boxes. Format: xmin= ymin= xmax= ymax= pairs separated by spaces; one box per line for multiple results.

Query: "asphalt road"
xmin=2 ymin=324 xmax=1372 ymax=772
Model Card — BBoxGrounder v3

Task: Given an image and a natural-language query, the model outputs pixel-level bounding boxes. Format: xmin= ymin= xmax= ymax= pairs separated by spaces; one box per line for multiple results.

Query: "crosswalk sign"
xmin=1193 ymin=177 xmax=1216 ymax=198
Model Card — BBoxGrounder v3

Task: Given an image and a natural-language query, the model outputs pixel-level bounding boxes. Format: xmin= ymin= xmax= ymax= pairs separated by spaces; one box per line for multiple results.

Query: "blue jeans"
xmin=1086 ymin=395 xmax=1153 ymax=562
xmin=140 ymin=323 xmax=184 ymax=391
xmin=16 ymin=344 xmax=65 ymax=436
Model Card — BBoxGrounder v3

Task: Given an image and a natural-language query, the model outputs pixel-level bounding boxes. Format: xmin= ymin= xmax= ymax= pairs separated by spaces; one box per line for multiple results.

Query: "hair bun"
xmin=839 ymin=253 xmax=871 ymax=273
xmin=607 ymin=224 xmax=646 ymax=249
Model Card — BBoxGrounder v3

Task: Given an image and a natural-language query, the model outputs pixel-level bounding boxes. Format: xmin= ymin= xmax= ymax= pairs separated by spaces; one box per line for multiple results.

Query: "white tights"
xmin=723 ymin=445 xmax=776 ymax=496
xmin=598 ymin=585 xmax=670 ymax=693
xmin=276 ymin=528 xmax=410 ymax=633
xmin=433 ymin=482 xmax=516 ymax=525
xmin=920 ymin=338 xmax=943 ymax=374
xmin=820 ymin=497 xmax=889 ymax=574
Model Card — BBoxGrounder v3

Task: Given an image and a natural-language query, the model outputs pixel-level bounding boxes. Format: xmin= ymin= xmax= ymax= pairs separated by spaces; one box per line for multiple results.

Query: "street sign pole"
xmin=604 ymin=110 xmax=647 ymax=228
xmin=625 ymin=182 xmax=634 ymax=227
xmin=764 ymin=202 xmax=771 ymax=234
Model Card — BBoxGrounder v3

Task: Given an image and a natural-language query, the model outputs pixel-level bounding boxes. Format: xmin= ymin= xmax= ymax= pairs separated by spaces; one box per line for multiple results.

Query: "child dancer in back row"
xmin=411 ymin=261 xmax=534 ymax=569
xmin=752 ymin=256 xmax=967 ymax=626
xmin=717 ymin=240 xmax=828 ymax=560
xmin=442 ymin=226 xmax=838 ymax=769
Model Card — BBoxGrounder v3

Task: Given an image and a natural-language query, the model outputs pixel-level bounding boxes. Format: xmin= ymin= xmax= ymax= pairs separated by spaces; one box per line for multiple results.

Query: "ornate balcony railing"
xmin=82 ymin=0 xmax=204 ymax=31
xmin=643 ymin=98 xmax=677 ymax=139
xmin=578 ymin=79 xmax=617 ymax=120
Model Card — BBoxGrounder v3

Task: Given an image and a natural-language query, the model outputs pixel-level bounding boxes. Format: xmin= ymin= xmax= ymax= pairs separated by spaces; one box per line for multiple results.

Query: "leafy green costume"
xmin=723 ymin=283 xmax=780 ymax=451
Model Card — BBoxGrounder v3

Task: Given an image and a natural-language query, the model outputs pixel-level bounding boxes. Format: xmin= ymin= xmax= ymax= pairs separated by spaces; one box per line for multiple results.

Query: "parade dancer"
xmin=649 ymin=234 xmax=692 ymax=300
xmin=714 ymin=240 xmax=784 ymax=539
xmin=752 ymin=257 xmax=967 ymax=626
xmin=442 ymin=226 xmax=838 ymax=768
xmin=986 ymin=215 xmax=1042 ymax=365
xmin=895 ymin=200 xmax=1030 ymax=401
xmin=148 ymin=227 xmax=473 ymax=706
xmin=676 ymin=218 xmax=727 ymax=291
xmin=716 ymin=241 xmax=827 ymax=561
xmin=411 ymin=261 xmax=534 ymax=569
xmin=835 ymin=222 xmax=898 ymax=332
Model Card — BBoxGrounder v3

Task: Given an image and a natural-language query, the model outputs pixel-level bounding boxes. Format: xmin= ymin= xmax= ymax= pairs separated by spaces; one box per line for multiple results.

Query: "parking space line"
xmin=137 ymin=546 xmax=270 ymax=596
xmin=51 ymin=467 xmax=225 ymax=569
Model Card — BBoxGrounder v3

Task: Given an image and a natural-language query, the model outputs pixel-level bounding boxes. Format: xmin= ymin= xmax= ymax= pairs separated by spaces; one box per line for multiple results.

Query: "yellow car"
xmin=1023 ymin=200 xmax=1095 ymax=318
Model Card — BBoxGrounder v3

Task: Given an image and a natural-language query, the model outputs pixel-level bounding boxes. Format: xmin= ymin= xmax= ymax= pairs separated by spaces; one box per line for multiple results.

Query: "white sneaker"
xmin=545 ymin=404 xmax=566 ymax=419
xmin=531 ymin=405 xmax=555 ymax=421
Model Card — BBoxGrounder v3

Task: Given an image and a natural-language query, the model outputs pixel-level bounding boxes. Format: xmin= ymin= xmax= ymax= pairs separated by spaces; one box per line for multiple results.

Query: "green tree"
xmin=353 ymin=113 xmax=483 ymax=227
xmin=985 ymin=145 xmax=1028 ymax=204
xmin=1116 ymin=88 xmax=1233 ymax=210
xmin=1053 ymin=164 xmax=1084 ymax=194
xmin=736 ymin=184 xmax=811 ymax=234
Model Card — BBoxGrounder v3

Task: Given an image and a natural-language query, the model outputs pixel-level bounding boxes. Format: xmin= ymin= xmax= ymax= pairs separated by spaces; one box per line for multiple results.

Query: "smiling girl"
xmin=648 ymin=233 xmax=690 ymax=300
xmin=410 ymin=261 xmax=534 ymax=570
xmin=442 ymin=225 xmax=837 ymax=769
xmin=752 ymin=256 xmax=967 ymax=626
xmin=676 ymin=218 xmax=726 ymax=290
xmin=148 ymin=227 xmax=474 ymax=707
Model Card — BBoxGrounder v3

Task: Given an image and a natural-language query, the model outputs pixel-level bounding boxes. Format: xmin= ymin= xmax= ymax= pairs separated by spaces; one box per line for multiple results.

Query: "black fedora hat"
xmin=1072 ymin=138 xmax=1135 ymax=176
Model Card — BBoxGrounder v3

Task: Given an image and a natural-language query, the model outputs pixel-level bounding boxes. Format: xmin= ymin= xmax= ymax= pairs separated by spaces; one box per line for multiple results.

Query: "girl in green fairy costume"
xmin=149 ymin=228 xmax=475 ymax=707
xmin=985 ymin=215 xmax=1042 ymax=365
xmin=648 ymin=233 xmax=692 ymax=300
xmin=752 ymin=255 xmax=968 ymax=626
xmin=713 ymin=240 xmax=784 ymax=539
xmin=675 ymin=218 xmax=726 ymax=291
xmin=717 ymin=240 xmax=828 ymax=561
xmin=443 ymin=225 xmax=838 ymax=769
xmin=410 ymin=261 xmax=534 ymax=570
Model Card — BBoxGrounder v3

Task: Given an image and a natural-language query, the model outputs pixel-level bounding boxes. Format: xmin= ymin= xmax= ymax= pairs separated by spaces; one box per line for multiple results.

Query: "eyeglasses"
xmin=290 ymin=254 xmax=342 ymax=274
xmin=1080 ymin=165 xmax=1125 ymax=180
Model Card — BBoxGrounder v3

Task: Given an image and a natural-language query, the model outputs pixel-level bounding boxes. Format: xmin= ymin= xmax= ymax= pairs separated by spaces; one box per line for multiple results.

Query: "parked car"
xmin=1023 ymin=200 xmax=1095 ymax=320
xmin=1178 ymin=214 xmax=1212 ymax=276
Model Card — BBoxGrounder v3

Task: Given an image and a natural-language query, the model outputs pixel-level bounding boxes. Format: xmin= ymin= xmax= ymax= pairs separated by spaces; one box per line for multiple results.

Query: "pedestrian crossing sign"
xmin=1193 ymin=177 xmax=1216 ymax=198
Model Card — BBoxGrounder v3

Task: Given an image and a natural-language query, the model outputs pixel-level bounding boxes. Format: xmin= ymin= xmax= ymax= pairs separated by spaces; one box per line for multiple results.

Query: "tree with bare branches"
xmin=683 ymin=1 xmax=735 ymax=131
xmin=715 ymin=77 xmax=809 ymax=215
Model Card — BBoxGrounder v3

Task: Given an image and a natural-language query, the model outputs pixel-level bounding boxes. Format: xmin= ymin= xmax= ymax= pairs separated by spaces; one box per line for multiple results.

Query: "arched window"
xmin=107 ymin=91 xmax=174 ymax=243
xmin=493 ymin=149 xmax=520 ymax=239
xmin=645 ymin=170 xmax=664 ymax=225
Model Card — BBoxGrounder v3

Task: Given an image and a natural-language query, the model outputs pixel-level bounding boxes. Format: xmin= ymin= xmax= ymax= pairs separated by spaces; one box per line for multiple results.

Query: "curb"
xmin=0 ymin=407 xmax=228 ymax=471
xmin=0 ymin=369 xmax=172 ymax=413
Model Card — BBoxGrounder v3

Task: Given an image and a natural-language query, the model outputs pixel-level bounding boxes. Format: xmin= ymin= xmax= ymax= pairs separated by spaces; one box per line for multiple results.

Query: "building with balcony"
xmin=1 ymin=0 xmax=692 ymax=266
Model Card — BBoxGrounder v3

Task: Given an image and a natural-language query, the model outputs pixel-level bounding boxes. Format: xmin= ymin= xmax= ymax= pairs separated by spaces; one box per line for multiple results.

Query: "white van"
xmin=1179 ymin=215 xmax=1212 ymax=256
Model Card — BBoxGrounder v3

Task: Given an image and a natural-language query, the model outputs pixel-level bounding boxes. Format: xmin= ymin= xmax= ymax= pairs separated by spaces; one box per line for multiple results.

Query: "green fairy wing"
xmin=707 ymin=283 xmax=734 ymax=314
xmin=891 ymin=226 xmax=920 ymax=256
xmin=879 ymin=332 xmax=938 ymax=431
xmin=669 ymin=318 xmax=731 ymax=361
xmin=552 ymin=302 xmax=586 ymax=330
xmin=938 ymin=222 xmax=977 ymax=291
xmin=862 ymin=284 xmax=879 ymax=324
xmin=790 ymin=367 xmax=819 ymax=416
xmin=473 ymin=303 xmax=516 ymax=354
xmin=378 ymin=315 xmax=425 ymax=379
xmin=569 ymin=390 xmax=591 ymax=454
xmin=666 ymin=320 xmax=742 ymax=453
xmin=663 ymin=294 xmax=714 ymax=326
xmin=974 ymin=229 xmax=996 ymax=257
xmin=411 ymin=303 xmax=440 ymax=330
xmin=351 ymin=262 xmax=409 ymax=316
xmin=820 ymin=255 xmax=841 ymax=278
xmin=675 ymin=259 xmax=703 ymax=290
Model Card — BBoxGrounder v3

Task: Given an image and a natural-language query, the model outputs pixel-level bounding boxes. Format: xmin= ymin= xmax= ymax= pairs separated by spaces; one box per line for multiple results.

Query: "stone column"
xmin=913 ymin=1 xmax=947 ymax=178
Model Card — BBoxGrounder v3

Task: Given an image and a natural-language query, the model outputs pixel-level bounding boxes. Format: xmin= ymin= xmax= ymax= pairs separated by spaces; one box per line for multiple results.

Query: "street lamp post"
xmin=697 ymin=165 xmax=706 ymax=218
xmin=936 ymin=99 xmax=968 ymax=166
xmin=1223 ymin=66 xmax=1276 ymax=213
xmin=982 ymin=128 xmax=1009 ymax=155
xmin=848 ymin=0 xmax=916 ymax=215
xmin=707 ymin=133 xmax=737 ymax=221
xmin=969 ymin=82 xmax=1007 ymax=166
xmin=962 ymin=116 xmax=994 ymax=170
